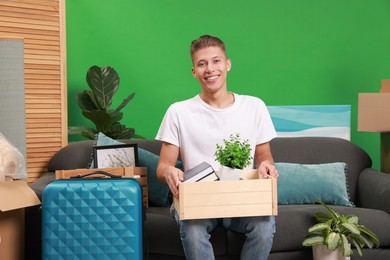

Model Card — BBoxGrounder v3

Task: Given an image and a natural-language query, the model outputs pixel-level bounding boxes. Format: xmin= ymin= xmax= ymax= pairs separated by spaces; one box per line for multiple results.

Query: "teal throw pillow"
xmin=138 ymin=148 xmax=183 ymax=207
xmin=91 ymin=132 xmax=182 ymax=207
xmin=275 ymin=162 xmax=353 ymax=207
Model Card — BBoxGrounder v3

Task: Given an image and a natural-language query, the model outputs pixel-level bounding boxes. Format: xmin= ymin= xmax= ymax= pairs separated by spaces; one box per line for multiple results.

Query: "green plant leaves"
xmin=68 ymin=126 xmax=97 ymax=140
xmin=341 ymin=223 xmax=360 ymax=235
xmin=326 ymin=232 xmax=340 ymax=251
xmin=302 ymin=236 xmax=325 ymax=247
xmin=359 ymin=226 xmax=380 ymax=247
xmin=214 ymin=133 xmax=252 ymax=169
xmin=77 ymin=90 xmax=98 ymax=110
xmin=302 ymin=200 xmax=380 ymax=257
xmin=69 ymin=65 xmax=144 ymax=140
xmin=86 ymin=66 xmax=119 ymax=110
xmin=308 ymin=222 xmax=329 ymax=233
xmin=82 ymin=110 xmax=123 ymax=133
xmin=115 ymin=93 xmax=135 ymax=112
xmin=341 ymin=234 xmax=352 ymax=256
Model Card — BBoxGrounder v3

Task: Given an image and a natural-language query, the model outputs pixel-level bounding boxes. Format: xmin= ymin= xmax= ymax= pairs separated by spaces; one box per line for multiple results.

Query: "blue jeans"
xmin=171 ymin=206 xmax=275 ymax=260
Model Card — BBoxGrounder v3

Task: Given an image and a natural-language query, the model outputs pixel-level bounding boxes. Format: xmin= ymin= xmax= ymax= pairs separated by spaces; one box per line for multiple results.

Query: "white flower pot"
xmin=312 ymin=245 xmax=350 ymax=260
xmin=218 ymin=166 xmax=242 ymax=181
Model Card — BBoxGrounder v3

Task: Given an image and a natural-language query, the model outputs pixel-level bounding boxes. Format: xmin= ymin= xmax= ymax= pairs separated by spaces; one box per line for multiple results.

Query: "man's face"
xmin=191 ymin=46 xmax=231 ymax=94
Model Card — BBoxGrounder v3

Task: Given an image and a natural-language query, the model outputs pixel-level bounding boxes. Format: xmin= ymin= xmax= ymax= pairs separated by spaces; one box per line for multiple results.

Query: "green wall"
xmin=66 ymin=0 xmax=390 ymax=170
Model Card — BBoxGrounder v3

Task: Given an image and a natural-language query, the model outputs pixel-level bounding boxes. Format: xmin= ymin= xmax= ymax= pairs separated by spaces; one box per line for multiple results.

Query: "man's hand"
xmin=162 ymin=165 xmax=184 ymax=199
xmin=258 ymin=160 xmax=279 ymax=179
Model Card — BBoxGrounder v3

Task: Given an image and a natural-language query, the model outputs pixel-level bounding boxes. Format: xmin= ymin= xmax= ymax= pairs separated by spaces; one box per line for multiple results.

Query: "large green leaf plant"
xmin=68 ymin=65 xmax=144 ymax=140
xmin=302 ymin=200 xmax=380 ymax=256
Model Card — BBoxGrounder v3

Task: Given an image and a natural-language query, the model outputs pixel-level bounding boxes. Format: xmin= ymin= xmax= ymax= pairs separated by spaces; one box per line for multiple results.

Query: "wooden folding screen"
xmin=0 ymin=0 xmax=67 ymax=183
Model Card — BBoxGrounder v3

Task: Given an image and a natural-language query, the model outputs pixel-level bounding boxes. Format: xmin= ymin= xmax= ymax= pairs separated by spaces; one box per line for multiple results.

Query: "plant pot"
xmin=219 ymin=166 xmax=242 ymax=181
xmin=312 ymin=245 xmax=350 ymax=260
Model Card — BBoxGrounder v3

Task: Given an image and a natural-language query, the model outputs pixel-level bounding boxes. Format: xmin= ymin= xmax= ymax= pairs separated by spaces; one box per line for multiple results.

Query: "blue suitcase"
xmin=42 ymin=172 xmax=143 ymax=260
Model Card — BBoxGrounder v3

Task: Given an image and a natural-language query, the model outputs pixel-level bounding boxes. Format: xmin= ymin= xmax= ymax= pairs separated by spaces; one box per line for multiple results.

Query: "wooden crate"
xmin=173 ymin=170 xmax=277 ymax=220
xmin=55 ymin=167 xmax=148 ymax=207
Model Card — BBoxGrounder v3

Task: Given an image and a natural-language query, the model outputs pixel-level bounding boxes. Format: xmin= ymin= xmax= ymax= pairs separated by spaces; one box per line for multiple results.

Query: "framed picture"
xmin=93 ymin=144 xmax=138 ymax=168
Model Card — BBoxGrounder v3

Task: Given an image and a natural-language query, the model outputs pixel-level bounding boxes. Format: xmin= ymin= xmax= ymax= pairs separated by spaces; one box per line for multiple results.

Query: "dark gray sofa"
xmin=26 ymin=137 xmax=390 ymax=259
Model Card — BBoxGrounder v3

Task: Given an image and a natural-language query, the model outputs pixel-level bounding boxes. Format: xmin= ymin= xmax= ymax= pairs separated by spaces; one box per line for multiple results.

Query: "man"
xmin=156 ymin=35 xmax=278 ymax=260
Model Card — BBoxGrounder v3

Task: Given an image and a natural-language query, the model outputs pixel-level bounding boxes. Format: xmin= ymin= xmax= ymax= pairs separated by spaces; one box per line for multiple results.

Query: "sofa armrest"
xmin=29 ymin=171 xmax=56 ymax=200
xmin=358 ymin=168 xmax=390 ymax=214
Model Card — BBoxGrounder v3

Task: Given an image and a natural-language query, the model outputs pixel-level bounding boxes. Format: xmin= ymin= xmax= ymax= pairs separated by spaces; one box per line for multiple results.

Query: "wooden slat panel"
xmin=24 ymin=39 xmax=59 ymax=46
xmin=0 ymin=27 xmax=59 ymax=37
xmin=0 ymin=0 xmax=67 ymax=183
xmin=0 ymin=2 xmax=59 ymax=12
xmin=0 ymin=27 xmax=59 ymax=40
xmin=24 ymin=114 xmax=61 ymax=119
xmin=0 ymin=18 xmax=59 ymax=27
xmin=0 ymin=9 xmax=59 ymax=22
xmin=28 ymin=147 xmax=61 ymax=153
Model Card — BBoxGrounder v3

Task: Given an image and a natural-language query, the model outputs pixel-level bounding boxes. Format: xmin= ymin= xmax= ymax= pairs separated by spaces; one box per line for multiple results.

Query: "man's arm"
xmin=156 ymin=142 xmax=183 ymax=198
xmin=254 ymin=142 xmax=279 ymax=179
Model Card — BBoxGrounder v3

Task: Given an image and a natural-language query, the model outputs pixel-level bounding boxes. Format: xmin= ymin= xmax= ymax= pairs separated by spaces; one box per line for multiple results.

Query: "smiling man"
xmin=156 ymin=35 xmax=278 ymax=260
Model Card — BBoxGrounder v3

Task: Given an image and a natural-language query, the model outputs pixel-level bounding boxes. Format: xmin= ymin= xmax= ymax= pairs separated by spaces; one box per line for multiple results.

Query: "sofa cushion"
xmin=276 ymin=162 xmax=353 ymax=206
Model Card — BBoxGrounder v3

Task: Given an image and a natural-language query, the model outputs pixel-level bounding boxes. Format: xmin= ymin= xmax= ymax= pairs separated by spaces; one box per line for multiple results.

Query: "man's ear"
xmin=191 ymin=67 xmax=197 ymax=78
xmin=227 ymin=59 xmax=232 ymax=72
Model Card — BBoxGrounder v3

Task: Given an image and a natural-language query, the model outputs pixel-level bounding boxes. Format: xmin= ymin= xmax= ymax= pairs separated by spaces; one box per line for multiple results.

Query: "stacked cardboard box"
xmin=0 ymin=180 xmax=41 ymax=260
xmin=358 ymin=80 xmax=390 ymax=173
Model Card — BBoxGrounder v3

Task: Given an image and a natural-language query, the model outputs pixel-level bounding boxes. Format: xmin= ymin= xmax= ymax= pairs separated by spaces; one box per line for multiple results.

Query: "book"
xmin=183 ymin=161 xmax=219 ymax=183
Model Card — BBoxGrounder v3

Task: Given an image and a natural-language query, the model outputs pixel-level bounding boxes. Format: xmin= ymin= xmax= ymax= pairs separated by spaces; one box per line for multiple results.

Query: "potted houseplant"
xmin=302 ymin=200 xmax=380 ymax=260
xmin=68 ymin=65 xmax=144 ymax=140
xmin=214 ymin=133 xmax=252 ymax=180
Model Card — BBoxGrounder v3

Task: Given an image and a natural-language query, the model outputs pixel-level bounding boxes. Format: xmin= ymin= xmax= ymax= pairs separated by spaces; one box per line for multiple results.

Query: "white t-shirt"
xmin=156 ymin=93 xmax=277 ymax=171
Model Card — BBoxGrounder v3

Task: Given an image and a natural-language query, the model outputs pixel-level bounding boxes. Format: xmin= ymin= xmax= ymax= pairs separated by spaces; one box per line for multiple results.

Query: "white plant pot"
xmin=218 ymin=166 xmax=242 ymax=181
xmin=312 ymin=245 xmax=350 ymax=260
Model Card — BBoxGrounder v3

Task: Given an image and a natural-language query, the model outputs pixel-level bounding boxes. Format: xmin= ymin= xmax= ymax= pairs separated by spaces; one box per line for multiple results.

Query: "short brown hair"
xmin=190 ymin=35 xmax=226 ymax=59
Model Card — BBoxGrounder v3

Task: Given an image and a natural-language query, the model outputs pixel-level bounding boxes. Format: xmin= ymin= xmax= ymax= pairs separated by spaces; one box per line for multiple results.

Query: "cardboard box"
xmin=174 ymin=170 xmax=277 ymax=220
xmin=358 ymin=80 xmax=390 ymax=173
xmin=0 ymin=180 xmax=41 ymax=260
xmin=55 ymin=167 xmax=149 ymax=207
xmin=358 ymin=80 xmax=390 ymax=132
xmin=357 ymin=93 xmax=390 ymax=132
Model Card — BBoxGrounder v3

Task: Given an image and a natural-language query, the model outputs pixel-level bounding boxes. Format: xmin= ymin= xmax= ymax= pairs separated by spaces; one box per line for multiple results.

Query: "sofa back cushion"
xmin=48 ymin=140 xmax=95 ymax=171
xmin=270 ymin=137 xmax=372 ymax=203
xmin=48 ymin=136 xmax=371 ymax=204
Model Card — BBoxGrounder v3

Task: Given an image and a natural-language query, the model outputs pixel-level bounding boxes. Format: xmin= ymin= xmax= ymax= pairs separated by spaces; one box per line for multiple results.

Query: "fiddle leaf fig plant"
xmin=302 ymin=200 xmax=380 ymax=257
xmin=214 ymin=133 xmax=252 ymax=169
xmin=68 ymin=65 xmax=144 ymax=140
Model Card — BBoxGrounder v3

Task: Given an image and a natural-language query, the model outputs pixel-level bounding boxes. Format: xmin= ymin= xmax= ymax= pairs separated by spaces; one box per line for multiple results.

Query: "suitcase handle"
xmin=70 ymin=170 xmax=122 ymax=179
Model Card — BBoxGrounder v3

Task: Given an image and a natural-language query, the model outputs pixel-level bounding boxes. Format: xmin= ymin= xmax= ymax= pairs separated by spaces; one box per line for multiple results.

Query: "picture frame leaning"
xmin=93 ymin=143 xmax=139 ymax=168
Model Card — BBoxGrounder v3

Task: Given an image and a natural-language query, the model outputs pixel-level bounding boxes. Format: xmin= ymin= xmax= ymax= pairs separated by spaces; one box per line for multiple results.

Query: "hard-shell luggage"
xmin=42 ymin=172 xmax=143 ymax=260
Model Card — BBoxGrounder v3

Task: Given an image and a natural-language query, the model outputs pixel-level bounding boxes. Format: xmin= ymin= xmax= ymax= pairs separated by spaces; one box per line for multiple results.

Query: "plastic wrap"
xmin=0 ymin=133 xmax=27 ymax=181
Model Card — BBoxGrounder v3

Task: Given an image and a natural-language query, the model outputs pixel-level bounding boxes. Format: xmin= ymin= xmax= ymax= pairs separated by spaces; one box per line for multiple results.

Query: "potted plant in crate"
xmin=68 ymin=65 xmax=144 ymax=140
xmin=214 ymin=133 xmax=252 ymax=180
xmin=302 ymin=200 xmax=380 ymax=260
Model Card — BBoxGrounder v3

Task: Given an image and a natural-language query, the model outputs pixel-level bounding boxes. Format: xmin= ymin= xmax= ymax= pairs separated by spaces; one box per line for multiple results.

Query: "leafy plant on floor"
xmin=214 ymin=133 xmax=252 ymax=169
xmin=68 ymin=65 xmax=145 ymax=140
xmin=302 ymin=200 xmax=380 ymax=256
